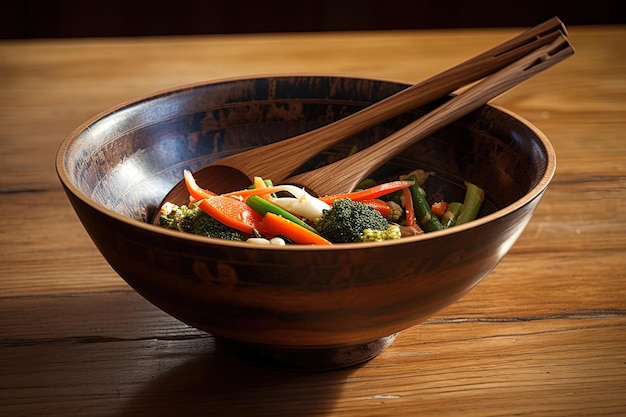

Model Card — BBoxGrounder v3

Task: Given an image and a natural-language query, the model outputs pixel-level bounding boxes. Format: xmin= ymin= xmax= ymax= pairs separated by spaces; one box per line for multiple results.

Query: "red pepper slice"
xmin=431 ymin=201 xmax=450 ymax=218
xmin=319 ymin=180 xmax=415 ymax=205
xmin=402 ymin=187 xmax=418 ymax=227
xmin=198 ymin=196 xmax=263 ymax=234
xmin=360 ymin=198 xmax=393 ymax=218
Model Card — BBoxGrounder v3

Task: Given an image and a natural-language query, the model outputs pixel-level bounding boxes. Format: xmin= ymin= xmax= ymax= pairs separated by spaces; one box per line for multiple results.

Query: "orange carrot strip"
xmin=257 ymin=212 xmax=332 ymax=246
xmin=184 ymin=170 xmax=216 ymax=201
xmin=222 ymin=185 xmax=286 ymax=200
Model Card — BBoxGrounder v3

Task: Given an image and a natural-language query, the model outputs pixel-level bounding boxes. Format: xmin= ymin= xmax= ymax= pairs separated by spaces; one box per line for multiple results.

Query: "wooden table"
xmin=1 ymin=24 xmax=625 ymax=416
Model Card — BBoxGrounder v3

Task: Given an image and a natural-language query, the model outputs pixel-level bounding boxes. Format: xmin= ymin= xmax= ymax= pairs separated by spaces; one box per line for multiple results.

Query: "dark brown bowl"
xmin=56 ymin=75 xmax=555 ymax=370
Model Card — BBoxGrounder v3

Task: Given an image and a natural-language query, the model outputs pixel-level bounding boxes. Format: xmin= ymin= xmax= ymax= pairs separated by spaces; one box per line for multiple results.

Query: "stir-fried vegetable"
xmin=159 ymin=202 xmax=244 ymax=241
xmin=257 ymin=212 xmax=332 ymax=246
xmin=159 ymin=169 xmax=485 ymax=245
xmin=441 ymin=202 xmax=463 ymax=229
xmin=184 ymin=169 xmax=216 ymax=200
xmin=401 ymin=187 xmax=417 ymax=228
xmin=361 ymin=225 xmax=402 ymax=242
xmin=197 ymin=196 xmax=263 ymax=234
xmin=246 ymin=195 xmax=317 ymax=233
xmin=314 ymin=198 xmax=390 ymax=243
xmin=358 ymin=198 xmax=394 ymax=217
xmin=319 ymin=180 xmax=415 ymax=205
xmin=406 ymin=175 xmax=444 ymax=232
xmin=267 ymin=185 xmax=330 ymax=221
xmin=431 ymin=201 xmax=450 ymax=218
xmin=455 ymin=181 xmax=485 ymax=225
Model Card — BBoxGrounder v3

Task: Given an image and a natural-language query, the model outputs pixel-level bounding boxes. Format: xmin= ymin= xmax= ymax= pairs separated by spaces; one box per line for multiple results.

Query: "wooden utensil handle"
xmin=290 ymin=35 xmax=574 ymax=196
xmin=214 ymin=17 xmax=568 ymax=183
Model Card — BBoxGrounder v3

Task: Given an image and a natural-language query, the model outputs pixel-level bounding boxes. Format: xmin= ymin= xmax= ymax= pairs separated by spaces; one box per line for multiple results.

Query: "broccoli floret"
xmin=361 ymin=224 xmax=402 ymax=242
xmin=313 ymin=198 xmax=389 ymax=243
xmin=159 ymin=202 xmax=194 ymax=230
xmin=159 ymin=202 xmax=244 ymax=241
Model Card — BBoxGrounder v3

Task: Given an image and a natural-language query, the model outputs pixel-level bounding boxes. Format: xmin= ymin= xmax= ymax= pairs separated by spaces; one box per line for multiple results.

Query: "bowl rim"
xmin=55 ymin=75 xmax=557 ymax=251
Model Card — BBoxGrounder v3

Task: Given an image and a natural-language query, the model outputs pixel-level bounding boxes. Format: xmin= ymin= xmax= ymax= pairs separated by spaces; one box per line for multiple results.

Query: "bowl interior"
xmin=59 ymin=76 xmax=551 ymax=226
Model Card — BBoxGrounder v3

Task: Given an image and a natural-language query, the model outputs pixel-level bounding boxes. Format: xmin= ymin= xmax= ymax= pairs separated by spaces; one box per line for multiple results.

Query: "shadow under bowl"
xmin=56 ymin=75 xmax=555 ymax=370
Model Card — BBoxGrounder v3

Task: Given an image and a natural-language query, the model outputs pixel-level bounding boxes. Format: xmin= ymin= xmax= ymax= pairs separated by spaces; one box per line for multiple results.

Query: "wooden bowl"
xmin=56 ymin=76 xmax=556 ymax=370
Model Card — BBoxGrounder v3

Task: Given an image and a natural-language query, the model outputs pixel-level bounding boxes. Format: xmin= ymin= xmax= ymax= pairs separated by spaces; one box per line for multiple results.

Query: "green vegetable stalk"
xmin=407 ymin=175 xmax=443 ymax=232
xmin=441 ymin=202 xmax=463 ymax=228
xmin=246 ymin=195 xmax=318 ymax=233
xmin=455 ymin=181 xmax=485 ymax=225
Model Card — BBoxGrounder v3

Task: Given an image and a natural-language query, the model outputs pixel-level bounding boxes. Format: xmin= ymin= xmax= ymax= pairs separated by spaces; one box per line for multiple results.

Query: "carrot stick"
xmin=258 ymin=212 xmax=332 ymax=246
xmin=184 ymin=169 xmax=216 ymax=200
xmin=222 ymin=185 xmax=287 ymax=200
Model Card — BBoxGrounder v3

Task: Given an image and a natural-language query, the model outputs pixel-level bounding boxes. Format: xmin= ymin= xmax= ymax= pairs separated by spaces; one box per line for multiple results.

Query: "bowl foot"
xmin=216 ymin=333 xmax=398 ymax=371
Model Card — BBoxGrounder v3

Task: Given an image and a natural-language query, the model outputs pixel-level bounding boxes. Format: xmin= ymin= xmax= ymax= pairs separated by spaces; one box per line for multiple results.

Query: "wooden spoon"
xmin=159 ymin=19 xmax=570 ymax=208
xmin=289 ymin=35 xmax=574 ymax=196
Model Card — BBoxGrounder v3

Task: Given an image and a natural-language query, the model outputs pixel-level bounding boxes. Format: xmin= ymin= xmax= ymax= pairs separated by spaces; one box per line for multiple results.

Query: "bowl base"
xmin=216 ymin=333 xmax=398 ymax=371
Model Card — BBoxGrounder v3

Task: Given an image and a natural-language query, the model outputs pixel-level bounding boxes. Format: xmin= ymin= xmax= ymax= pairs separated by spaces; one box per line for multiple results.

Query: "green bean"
xmin=407 ymin=175 xmax=443 ymax=232
xmin=246 ymin=195 xmax=317 ymax=233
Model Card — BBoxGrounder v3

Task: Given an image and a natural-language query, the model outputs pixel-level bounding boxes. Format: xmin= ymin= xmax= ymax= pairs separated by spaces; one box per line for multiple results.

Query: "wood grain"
xmin=183 ymin=18 xmax=568 ymax=195
xmin=1 ymin=25 xmax=625 ymax=416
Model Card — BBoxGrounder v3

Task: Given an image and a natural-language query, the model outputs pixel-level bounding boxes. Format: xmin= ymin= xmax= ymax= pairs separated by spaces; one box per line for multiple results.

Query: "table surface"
xmin=1 ymin=24 xmax=625 ymax=417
